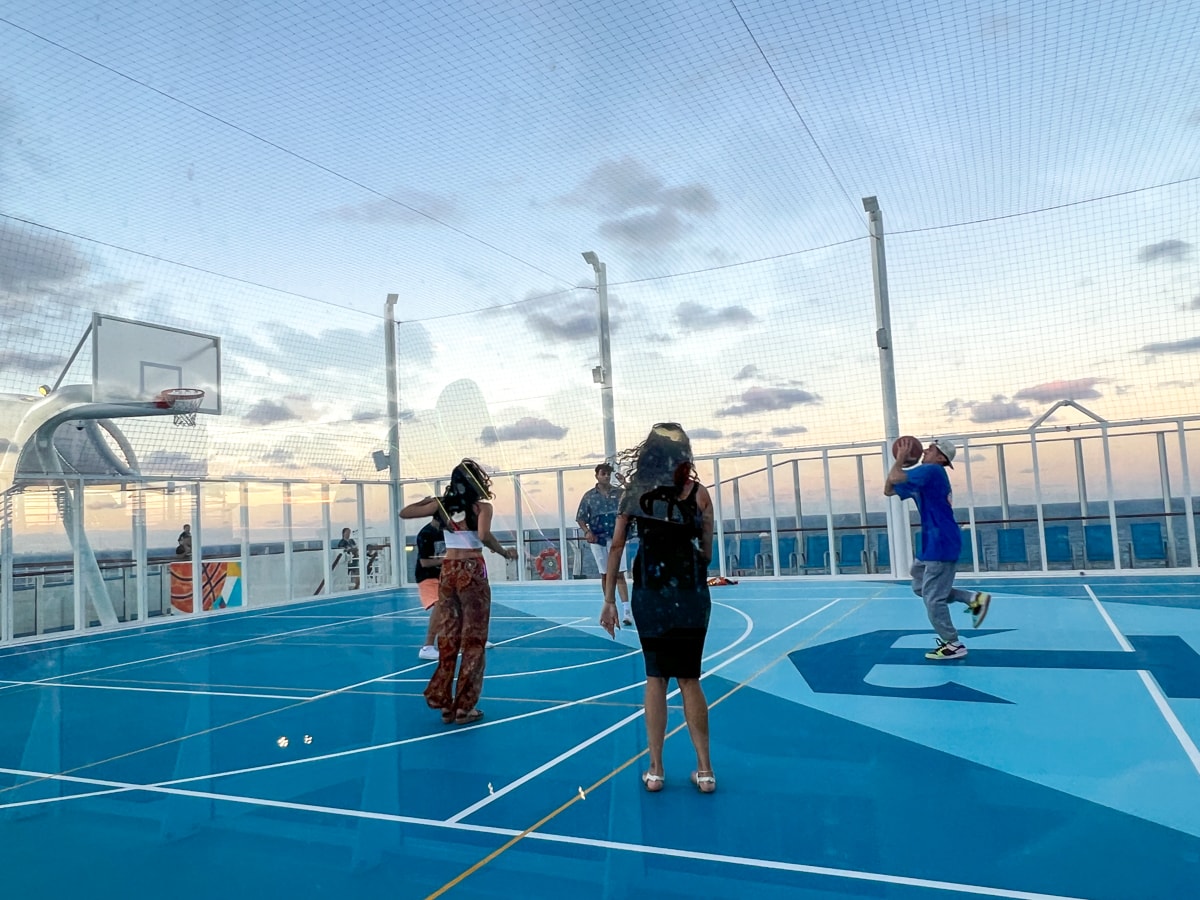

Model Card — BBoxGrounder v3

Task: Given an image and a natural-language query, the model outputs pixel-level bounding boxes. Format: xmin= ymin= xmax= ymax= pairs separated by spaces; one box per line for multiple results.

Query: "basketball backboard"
xmin=92 ymin=314 xmax=221 ymax=415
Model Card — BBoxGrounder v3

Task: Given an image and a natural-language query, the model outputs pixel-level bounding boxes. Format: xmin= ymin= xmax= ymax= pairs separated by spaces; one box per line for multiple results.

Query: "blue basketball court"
xmin=1 ymin=575 xmax=1198 ymax=899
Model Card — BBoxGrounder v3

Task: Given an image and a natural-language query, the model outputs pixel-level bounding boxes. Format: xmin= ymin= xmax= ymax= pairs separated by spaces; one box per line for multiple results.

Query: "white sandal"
xmin=641 ymin=771 xmax=665 ymax=792
xmin=691 ymin=770 xmax=717 ymax=793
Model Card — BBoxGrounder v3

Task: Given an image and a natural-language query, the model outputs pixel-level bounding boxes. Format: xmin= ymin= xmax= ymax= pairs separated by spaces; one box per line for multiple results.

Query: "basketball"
xmin=892 ymin=435 xmax=923 ymax=465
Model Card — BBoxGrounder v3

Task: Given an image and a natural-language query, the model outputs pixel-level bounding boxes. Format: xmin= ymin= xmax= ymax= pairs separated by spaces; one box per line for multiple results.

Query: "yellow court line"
xmin=425 ymin=599 xmax=866 ymax=898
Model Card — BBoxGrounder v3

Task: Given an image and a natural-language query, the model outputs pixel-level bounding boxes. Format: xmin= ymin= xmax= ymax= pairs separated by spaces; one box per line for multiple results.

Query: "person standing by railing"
xmin=336 ymin=527 xmax=360 ymax=589
xmin=401 ymin=459 xmax=517 ymax=725
xmin=175 ymin=524 xmax=192 ymax=559
xmin=576 ymin=462 xmax=632 ymax=624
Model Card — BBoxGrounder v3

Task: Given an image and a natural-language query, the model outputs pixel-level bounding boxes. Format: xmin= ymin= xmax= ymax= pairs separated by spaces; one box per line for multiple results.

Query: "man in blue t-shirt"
xmin=885 ymin=438 xmax=992 ymax=660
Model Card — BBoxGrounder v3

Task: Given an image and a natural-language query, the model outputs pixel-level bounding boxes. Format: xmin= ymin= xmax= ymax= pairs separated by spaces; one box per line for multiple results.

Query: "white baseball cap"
xmin=932 ymin=438 xmax=957 ymax=468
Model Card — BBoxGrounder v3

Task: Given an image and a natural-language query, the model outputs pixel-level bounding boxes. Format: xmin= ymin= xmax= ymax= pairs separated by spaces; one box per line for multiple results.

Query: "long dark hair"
xmin=439 ymin=458 xmax=494 ymax=530
xmin=617 ymin=423 xmax=696 ymax=516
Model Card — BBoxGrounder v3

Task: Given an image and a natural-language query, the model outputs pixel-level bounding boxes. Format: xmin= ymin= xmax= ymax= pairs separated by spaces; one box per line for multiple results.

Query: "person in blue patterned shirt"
xmin=576 ymin=462 xmax=631 ymax=624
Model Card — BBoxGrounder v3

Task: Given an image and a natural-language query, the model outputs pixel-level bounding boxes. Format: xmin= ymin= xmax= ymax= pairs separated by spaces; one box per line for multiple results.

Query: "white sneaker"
xmin=418 ymin=645 xmax=439 ymax=660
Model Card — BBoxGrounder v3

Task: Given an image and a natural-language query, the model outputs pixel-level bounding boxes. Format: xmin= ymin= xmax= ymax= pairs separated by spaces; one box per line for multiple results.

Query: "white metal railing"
xmin=2 ymin=414 xmax=1197 ymax=643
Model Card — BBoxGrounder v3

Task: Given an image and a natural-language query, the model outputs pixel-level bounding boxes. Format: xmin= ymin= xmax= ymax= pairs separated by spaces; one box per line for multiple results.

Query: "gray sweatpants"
xmin=910 ymin=560 xmax=975 ymax=643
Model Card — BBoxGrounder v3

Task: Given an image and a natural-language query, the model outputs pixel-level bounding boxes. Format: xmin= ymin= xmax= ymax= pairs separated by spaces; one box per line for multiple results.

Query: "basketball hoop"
xmin=159 ymin=388 xmax=205 ymax=427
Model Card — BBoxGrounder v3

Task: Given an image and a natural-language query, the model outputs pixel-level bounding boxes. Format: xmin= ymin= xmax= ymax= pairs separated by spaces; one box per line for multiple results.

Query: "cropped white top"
xmin=443 ymin=526 xmax=484 ymax=550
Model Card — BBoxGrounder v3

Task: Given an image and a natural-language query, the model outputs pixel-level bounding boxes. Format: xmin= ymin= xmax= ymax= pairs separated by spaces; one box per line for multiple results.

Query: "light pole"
xmin=384 ymin=294 xmax=404 ymax=585
xmin=863 ymin=196 xmax=909 ymax=578
xmin=582 ymin=251 xmax=617 ymax=464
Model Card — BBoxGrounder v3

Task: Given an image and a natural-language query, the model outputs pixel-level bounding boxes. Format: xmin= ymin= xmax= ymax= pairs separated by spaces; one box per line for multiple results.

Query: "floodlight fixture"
xmin=862 ymin=196 xmax=879 ymax=213
xmin=581 ymin=251 xmax=616 ymax=461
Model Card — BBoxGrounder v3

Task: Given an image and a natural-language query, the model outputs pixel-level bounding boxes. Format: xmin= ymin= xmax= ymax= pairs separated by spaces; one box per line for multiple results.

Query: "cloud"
xmin=498 ymin=288 xmax=618 ymax=345
xmin=1014 ymin=378 xmax=1103 ymax=403
xmin=352 ymin=409 xmax=383 ymax=422
xmin=0 ymin=346 xmax=63 ymax=373
xmin=1138 ymin=240 xmax=1192 ymax=263
xmin=524 ymin=307 xmax=597 ymax=342
xmin=715 ymin=386 xmax=821 ymax=417
xmin=968 ymin=395 xmax=1031 ymax=423
xmin=262 ymin=448 xmax=295 ymax=464
xmin=689 ymin=427 xmax=723 ymax=440
xmin=729 ymin=439 xmax=783 ymax=452
xmin=1140 ymin=336 xmax=1200 ymax=354
xmin=480 ymin=416 xmax=568 ymax=444
xmin=599 ymin=207 xmax=689 ymax=249
xmin=140 ymin=450 xmax=208 ymax=477
xmin=244 ymin=399 xmax=300 ymax=425
xmin=0 ymin=221 xmax=89 ymax=291
xmin=325 ymin=189 xmax=457 ymax=225
xmin=396 ymin=321 xmax=436 ymax=367
xmin=1191 ymin=295 xmax=1200 ymax=310
xmin=0 ymin=438 xmax=13 ymax=452
xmin=675 ymin=301 xmax=756 ymax=332
xmin=565 ymin=158 xmax=716 ymax=253
xmin=770 ymin=425 xmax=808 ymax=436
xmin=734 ymin=365 xmax=759 ymax=381
xmin=567 ymin=158 xmax=715 ymax=216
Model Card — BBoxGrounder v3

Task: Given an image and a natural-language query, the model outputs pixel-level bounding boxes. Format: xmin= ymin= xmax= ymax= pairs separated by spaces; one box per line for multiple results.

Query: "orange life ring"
xmin=535 ymin=547 xmax=562 ymax=580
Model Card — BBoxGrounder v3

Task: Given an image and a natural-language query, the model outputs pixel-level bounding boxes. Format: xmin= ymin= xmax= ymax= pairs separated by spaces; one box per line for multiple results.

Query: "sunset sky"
xmin=1 ymin=0 xmax=1197 ymax=505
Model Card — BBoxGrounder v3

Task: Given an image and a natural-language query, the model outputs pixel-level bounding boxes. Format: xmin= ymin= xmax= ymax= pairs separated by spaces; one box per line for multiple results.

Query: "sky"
xmin=0 ymin=0 xmax=1198 ymax=518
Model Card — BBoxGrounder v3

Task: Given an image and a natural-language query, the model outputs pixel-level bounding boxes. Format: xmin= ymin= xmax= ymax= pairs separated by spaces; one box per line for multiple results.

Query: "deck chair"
xmin=777 ymin=535 xmax=799 ymax=574
xmin=957 ymin=528 xmax=977 ymax=567
xmin=1043 ymin=525 xmax=1074 ymax=567
xmin=837 ymin=533 xmax=868 ymax=572
xmin=802 ymin=534 xmax=831 ymax=573
xmin=996 ymin=528 xmax=1028 ymax=568
xmin=1084 ymin=525 xmax=1115 ymax=566
xmin=872 ymin=532 xmax=891 ymax=572
xmin=732 ymin=534 xmax=764 ymax=575
xmin=1129 ymin=522 xmax=1168 ymax=567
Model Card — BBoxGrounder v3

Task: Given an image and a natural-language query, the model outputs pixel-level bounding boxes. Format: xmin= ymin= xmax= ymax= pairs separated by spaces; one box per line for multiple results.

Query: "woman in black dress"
xmin=600 ymin=423 xmax=716 ymax=793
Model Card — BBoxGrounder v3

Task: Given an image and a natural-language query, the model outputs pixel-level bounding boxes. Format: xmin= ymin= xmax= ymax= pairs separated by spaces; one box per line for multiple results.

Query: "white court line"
xmin=1085 ymin=585 xmax=1200 ymax=777
xmin=304 ymin=616 xmax=590 ymax=701
xmin=15 ymin=605 xmax=755 ymax=800
xmin=0 ymin=590 xmax=412 ymax=660
xmin=249 ymin=619 xmax=362 ymax=624
xmin=0 ymin=606 xmax=416 ymax=696
xmin=445 ymin=599 xmax=833 ymax=823
xmin=0 ymin=603 xmax=757 ymax=808
xmin=0 ymin=760 xmax=1081 ymax=900
xmin=0 ymin=679 xmax=306 ymax=701
xmin=382 ymin=649 xmax=643 ymax=682
xmin=380 ymin=601 xmax=754 ymax=683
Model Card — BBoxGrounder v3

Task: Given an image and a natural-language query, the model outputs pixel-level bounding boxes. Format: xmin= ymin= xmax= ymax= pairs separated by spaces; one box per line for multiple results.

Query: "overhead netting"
xmin=0 ymin=0 xmax=1196 ymax=489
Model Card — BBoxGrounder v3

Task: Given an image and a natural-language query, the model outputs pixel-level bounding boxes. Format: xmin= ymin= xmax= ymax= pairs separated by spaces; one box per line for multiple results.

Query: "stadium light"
xmin=581 ymin=251 xmax=616 ymax=464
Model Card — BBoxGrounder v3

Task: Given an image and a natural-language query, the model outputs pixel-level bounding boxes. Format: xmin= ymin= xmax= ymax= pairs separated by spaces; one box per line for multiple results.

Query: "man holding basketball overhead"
xmin=885 ymin=436 xmax=991 ymax=660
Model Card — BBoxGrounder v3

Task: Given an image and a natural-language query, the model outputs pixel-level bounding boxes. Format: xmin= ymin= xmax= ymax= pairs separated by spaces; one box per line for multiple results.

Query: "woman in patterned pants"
xmin=401 ymin=459 xmax=517 ymax=724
